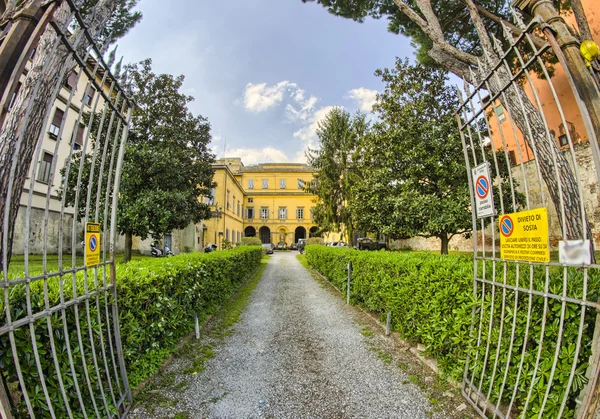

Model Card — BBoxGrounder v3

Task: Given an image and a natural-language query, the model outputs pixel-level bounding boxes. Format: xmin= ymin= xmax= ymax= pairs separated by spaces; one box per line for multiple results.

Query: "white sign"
xmin=472 ymin=162 xmax=495 ymax=218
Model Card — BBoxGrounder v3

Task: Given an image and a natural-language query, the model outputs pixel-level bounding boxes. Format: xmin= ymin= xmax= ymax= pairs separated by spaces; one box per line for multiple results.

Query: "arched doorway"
xmin=244 ymin=226 xmax=256 ymax=237
xmin=259 ymin=226 xmax=271 ymax=244
xmin=309 ymin=226 xmax=320 ymax=238
xmin=295 ymin=226 xmax=306 ymax=243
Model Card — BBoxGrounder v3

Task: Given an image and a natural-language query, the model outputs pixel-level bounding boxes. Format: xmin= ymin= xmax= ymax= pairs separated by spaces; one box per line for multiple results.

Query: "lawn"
xmin=5 ymin=253 xmax=154 ymax=278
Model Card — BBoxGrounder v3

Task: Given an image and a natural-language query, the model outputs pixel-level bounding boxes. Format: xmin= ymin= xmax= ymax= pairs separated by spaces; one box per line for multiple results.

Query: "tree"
xmin=62 ymin=59 xmax=215 ymax=262
xmin=302 ymin=0 xmax=593 ymax=246
xmin=0 ymin=0 xmax=141 ymax=270
xmin=352 ymin=60 xmax=517 ymax=254
xmin=306 ymin=108 xmax=368 ymax=244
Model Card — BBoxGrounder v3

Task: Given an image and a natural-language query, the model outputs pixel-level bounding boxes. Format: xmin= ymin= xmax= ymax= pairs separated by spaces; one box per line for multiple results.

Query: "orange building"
xmin=487 ymin=0 xmax=599 ymax=164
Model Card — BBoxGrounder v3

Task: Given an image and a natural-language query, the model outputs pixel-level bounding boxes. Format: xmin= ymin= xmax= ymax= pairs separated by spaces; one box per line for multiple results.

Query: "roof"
xmin=241 ymin=163 xmax=314 ymax=173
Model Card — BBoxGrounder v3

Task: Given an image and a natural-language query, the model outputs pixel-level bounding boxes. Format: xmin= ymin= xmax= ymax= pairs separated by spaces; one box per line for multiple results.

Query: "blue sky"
xmin=118 ymin=0 xmax=415 ymax=164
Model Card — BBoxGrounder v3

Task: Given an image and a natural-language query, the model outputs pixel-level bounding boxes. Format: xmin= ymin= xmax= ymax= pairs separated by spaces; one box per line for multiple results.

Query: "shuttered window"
xmin=74 ymin=124 xmax=85 ymax=150
xmin=38 ymin=152 xmax=53 ymax=183
xmin=65 ymin=71 xmax=77 ymax=90
xmin=84 ymin=86 xmax=95 ymax=106
xmin=49 ymin=108 xmax=64 ymax=137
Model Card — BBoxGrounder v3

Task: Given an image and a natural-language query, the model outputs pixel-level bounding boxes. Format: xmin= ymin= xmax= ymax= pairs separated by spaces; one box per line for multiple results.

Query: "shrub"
xmin=306 ymin=237 xmax=324 ymax=245
xmin=0 ymin=246 xmax=262 ymax=417
xmin=305 ymin=245 xmax=598 ymax=418
xmin=238 ymin=237 xmax=262 ymax=246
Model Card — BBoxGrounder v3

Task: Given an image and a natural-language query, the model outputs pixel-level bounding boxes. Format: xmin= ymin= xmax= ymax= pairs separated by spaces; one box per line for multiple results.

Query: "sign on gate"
xmin=471 ymin=162 xmax=495 ymax=218
xmin=499 ymin=207 xmax=549 ymax=263
xmin=86 ymin=222 xmax=101 ymax=267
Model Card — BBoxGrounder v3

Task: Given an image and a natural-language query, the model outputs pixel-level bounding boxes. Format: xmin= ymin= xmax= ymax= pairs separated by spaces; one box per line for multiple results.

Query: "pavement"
xmin=131 ymin=251 xmax=465 ymax=418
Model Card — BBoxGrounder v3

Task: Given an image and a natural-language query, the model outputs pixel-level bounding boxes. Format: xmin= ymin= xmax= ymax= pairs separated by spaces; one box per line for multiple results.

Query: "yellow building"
xmin=204 ymin=157 xmax=340 ymax=248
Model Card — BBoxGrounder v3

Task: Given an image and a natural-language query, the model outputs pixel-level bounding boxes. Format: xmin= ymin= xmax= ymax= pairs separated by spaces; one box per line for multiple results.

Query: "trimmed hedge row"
xmin=305 ymin=245 xmax=599 ymax=418
xmin=0 ymin=246 xmax=262 ymax=417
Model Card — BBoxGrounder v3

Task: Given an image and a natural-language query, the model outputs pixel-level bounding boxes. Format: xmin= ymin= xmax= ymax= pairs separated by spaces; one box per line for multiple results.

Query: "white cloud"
xmin=348 ymin=88 xmax=378 ymax=112
xmin=239 ymin=81 xmax=342 ymax=164
xmin=224 ymin=147 xmax=290 ymax=165
xmin=285 ymin=94 xmax=318 ymax=122
xmin=242 ymin=81 xmax=297 ymax=112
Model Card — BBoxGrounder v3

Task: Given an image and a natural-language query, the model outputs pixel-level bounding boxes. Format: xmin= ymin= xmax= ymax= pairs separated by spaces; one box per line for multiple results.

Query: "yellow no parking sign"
xmin=499 ymin=207 xmax=549 ymax=263
xmin=86 ymin=222 xmax=101 ymax=267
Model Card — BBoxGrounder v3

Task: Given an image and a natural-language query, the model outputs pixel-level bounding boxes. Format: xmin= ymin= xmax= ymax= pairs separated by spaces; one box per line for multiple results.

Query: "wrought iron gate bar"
xmin=0 ymin=0 xmax=134 ymax=417
xmin=457 ymin=10 xmax=600 ymax=419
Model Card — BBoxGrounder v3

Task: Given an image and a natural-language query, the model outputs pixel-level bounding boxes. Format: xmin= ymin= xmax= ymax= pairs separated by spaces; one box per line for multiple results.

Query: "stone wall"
xmin=13 ymin=205 xmax=125 ymax=255
xmin=393 ymin=143 xmax=600 ymax=253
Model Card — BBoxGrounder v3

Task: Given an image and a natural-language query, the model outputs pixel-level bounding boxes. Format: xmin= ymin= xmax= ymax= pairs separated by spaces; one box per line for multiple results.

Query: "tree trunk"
xmin=123 ymin=230 xmax=132 ymax=262
xmin=440 ymin=233 xmax=450 ymax=255
xmin=485 ymin=65 xmax=593 ymax=247
xmin=0 ymin=0 xmax=115 ymax=272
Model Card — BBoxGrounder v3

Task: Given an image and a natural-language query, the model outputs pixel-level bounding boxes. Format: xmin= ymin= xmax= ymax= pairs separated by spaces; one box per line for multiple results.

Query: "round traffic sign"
xmin=500 ymin=216 xmax=514 ymax=237
xmin=89 ymin=234 xmax=98 ymax=252
xmin=476 ymin=176 xmax=489 ymax=199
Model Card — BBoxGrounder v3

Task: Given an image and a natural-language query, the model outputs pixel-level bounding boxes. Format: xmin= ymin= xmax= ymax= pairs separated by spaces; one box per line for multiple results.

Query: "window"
xmin=38 ymin=152 xmax=53 ymax=183
xmin=494 ymin=105 xmax=506 ymax=123
xmin=29 ymin=48 xmax=36 ymax=60
xmin=226 ymin=229 xmax=230 ymax=241
xmin=297 ymin=179 xmax=304 ymax=189
xmin=247 ymin=207 xmax=254 ymax=219
xmin=49 ymin=108 xmax=64 ymax=138
xmin=65 ymin=71 xmax=77 ymax=90
xmin=278 ymin=207 xmax=287 ymax=220
xmin=227 ymin=190 xmax=230 ymax=209
xmin=74 ymin=123 xmax=85 ymax=150
xmin=248 ymin=198 xmax=253 ymax=203
xmin=248 ymin=179 xmax=254 ymax=189
xmin=280 ymin=179 xmax=286 ymax=189
xmin=559 ymin=134 xmax=569 ymax=147
xmin=310 ymin=208 xmax=314 ymax=219
xmin=297 ymin=208 xmax=304 ymax=219
xmin=237 ymin=201 xmax=240 ymax=216
xmin=262 ymin=179 xmax=268 ymax=189
xmin=237 ymin=231 xmax=241 ymax=243
xmin=260 ymin=207 xmax=269 ymax=219
xmin=311 ymin=179 xmax=317 ymax=189
xmin=208 ymin=188 xmax=216 ymax=205
xmin=508 ymin=150 xmax=517 ymax=166
xmin=83 ymin=86 xmax=95 ymax=106
xmin=7 ymin=82 xmax=21 ymax=111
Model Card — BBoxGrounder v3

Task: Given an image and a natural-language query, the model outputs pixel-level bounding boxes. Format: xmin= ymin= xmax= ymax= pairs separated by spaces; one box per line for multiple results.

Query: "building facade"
xmin=204 ymin=157 xmax=339 ymax=248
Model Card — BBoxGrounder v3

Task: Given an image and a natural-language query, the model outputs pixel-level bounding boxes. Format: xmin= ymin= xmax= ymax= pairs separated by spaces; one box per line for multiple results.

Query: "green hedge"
xmin=0 ymin=246 xmax=262 ymax=417
xmin=305 ymin=245 xmax=599 ymax=418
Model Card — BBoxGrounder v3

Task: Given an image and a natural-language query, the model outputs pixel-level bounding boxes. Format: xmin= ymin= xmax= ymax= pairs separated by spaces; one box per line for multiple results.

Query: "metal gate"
xmin=0 ymin=0 xmax=134 ymax=417
xmin=458 ymin=11 xmax=600 ymax=419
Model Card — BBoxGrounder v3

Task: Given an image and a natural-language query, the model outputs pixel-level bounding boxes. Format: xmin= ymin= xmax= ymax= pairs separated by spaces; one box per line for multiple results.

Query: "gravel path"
xmin=134 ymin=252 xmax=440 ymax=418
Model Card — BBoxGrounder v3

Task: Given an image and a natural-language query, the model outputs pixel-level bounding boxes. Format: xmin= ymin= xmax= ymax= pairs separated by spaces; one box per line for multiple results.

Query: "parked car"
xmin=297 ymin=238 xmax=307 ymax=254
xmin=355 ymin=238 xmax=387 ymax=251
xmin=332 ymin=241 xmax=349 ymax=248
xmin=204 ymin=243 xmax=218 ymax=253
xmin=276 ymin=241 xmax=286 ymax=250
xmin=262 ymin=243 xmax=274 ymax=254
xmin=290 ymin=242 xmax=298 ymax=250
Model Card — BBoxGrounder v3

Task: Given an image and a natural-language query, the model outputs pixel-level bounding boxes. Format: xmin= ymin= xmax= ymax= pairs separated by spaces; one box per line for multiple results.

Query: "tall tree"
xmin=306 ymin=108 xmax=367 ymax=244
xmin=62 ymin=59 xmax=216 ymax=262
xmin=0 ymin=0 xmax=141 ymax=270
xmin=302 ymin=0 xmax=593 ymax=245
xmin=353 ymin=59 xmax=517 ymax=254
